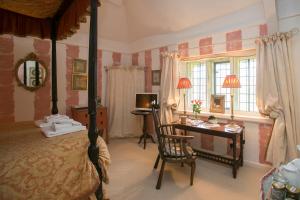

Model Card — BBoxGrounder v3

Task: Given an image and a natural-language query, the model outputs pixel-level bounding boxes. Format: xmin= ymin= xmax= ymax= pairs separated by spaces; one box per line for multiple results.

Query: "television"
xmin=135 ymin=93 xmax=158 ymax=111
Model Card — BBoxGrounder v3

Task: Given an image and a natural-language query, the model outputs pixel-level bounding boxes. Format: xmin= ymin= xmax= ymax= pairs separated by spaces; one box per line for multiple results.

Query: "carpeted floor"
xmin=106 ymin=138 xmax=270 ymax=200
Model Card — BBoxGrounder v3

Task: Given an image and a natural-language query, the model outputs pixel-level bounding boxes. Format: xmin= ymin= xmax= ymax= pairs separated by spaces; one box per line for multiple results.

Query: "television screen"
xmin=135 ymin=93 xmax=158 ymax=111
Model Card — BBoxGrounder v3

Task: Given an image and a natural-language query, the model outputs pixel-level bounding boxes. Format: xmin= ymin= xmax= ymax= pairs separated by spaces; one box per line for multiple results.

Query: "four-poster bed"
xmin=0 ymin=0 xmax=105 ymax=199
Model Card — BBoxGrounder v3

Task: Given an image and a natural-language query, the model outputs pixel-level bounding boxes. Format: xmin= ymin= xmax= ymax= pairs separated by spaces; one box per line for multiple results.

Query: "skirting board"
xmin=244 ymin=160 xmax=272 ymax=169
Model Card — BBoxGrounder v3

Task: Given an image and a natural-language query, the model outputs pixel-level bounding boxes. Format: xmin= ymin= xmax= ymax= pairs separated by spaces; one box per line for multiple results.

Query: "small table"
xmin=131 ymin=110 xmax=155 ymax=149
xmin=173 ymin=121 xmax=245 ymax=178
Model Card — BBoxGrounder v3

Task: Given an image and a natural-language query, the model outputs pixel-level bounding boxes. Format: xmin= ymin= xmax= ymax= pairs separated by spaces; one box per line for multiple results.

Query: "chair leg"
xmin=154 ymin=154 xmax=160 ymax=169
xmin=156 ymin=160 xmax=165 ymax=190
xmin=190 ymin=161 xmax=196 ymax=186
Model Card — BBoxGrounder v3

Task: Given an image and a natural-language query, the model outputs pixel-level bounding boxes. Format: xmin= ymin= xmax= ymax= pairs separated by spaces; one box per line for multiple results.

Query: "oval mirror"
xmin=15 ymin=53 xmax=48 ymax=91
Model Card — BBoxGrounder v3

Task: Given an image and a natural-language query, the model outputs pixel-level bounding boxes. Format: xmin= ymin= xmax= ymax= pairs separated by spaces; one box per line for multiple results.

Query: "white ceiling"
xmin=79 ymin=0 xmax=260 ymax=43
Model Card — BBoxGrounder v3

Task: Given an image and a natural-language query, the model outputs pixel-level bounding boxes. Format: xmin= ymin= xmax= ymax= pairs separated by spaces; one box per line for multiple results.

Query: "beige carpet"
xmin=106 ymin=138 xmax=270 ymax=200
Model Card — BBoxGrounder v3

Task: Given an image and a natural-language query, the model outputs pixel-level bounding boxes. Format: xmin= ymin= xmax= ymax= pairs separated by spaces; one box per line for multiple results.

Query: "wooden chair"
xmin=152 ymin=107 xmax=197 ymax=189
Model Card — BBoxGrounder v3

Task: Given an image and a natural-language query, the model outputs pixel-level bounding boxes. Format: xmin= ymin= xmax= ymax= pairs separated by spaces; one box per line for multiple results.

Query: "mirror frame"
xmin=15 ymin=52 xmax=48 ymax=92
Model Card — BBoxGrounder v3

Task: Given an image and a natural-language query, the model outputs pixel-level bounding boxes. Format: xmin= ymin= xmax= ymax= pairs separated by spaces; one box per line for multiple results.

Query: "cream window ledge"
xmin=174 ymin=110 xmax=273 ymax=124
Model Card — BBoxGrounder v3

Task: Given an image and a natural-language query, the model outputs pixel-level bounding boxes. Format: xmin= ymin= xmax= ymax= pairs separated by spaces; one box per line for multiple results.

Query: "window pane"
xmin=187 ymin=62 xmax=207 ymax=109
xmin=238 ymin=58 xmax=257 ymax=112
xmin=214 ymin=62 xmax=231 ymax=109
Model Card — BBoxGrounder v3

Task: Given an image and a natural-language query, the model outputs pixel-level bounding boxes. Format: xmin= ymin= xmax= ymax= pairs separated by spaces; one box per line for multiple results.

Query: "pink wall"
xmin=66 ymin=45 xmax=79 ymax=116
xmin=199 ymin=37 xmax=213 ymax=55
xmin=0 ymin=35 xmax=127 ymax=122
xmin=0 ymin=36 xmax=14 ymax=123
xmin=144 ymin=50 xmax=152 ymax=92
xmin=97 ymin=49 xmax=103 ymax=98
xmin=33 ymin=39 xmax=51 ymax=120
xmin=226 ymin=30 xmax=242 ymax=51
xmin=112 ymin=52 xmax=121 ymax=66
xmin=132 ymin=53 xmax=138 ymax=66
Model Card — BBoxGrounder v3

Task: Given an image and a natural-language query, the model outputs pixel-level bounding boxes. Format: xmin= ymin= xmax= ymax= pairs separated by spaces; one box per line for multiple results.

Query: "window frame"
xmin=213 ymin=60 xmax=232 ymax=110
xmin=234 ymin=56 xmax=257 ymax=113
xmin=184 ymin=55 xmax=258 ymax=114
xmin=186 ymin=61 xmax=208 ymax=109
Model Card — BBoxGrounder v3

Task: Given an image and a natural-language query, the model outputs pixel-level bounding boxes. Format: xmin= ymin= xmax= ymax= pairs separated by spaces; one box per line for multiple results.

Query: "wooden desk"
xmin=173 ymin=122 xmax=244 ymax=178
xmin=71 ymin=106 xmax=108 ymax=143
xmin=131 ymin=110 xmax=155 ymax=149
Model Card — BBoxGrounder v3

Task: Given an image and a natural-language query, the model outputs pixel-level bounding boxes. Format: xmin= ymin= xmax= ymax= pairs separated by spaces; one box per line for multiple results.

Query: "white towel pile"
xmin=35 ymin=114 xmax=72 ymax=127
xmin=35 ymin=114 xmax=86 ymax=137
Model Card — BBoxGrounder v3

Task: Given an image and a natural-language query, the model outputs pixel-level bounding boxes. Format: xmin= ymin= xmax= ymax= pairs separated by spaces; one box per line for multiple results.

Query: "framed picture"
xmin=73 ymin=59 xmax=87 ymax=74
xmin=152 ymin=70 xmax=161 ymax=86
xmin=72 ymin=74 xmax=88 ymax=90
xmin=210 ymin=95 xmax=225 ymax=113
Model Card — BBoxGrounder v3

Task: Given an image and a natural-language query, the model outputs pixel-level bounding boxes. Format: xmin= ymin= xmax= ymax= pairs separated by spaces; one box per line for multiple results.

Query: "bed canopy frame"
xmin=0 ymin=0 xmax=103 ymax=199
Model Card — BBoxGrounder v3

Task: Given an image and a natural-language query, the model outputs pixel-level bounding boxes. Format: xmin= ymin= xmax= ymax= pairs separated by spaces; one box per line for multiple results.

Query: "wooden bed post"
xmin=51 ymin=20 xmax=59 ymax=114
xmin=88 ymin=0 xmax=103 ymax=199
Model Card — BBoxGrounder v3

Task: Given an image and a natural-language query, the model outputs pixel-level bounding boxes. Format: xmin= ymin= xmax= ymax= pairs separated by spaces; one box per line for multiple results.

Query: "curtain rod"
xmin=279 ymin=13 xmax=300 ymax=21
xmin=180 ymin=49 xmax=256 ymax=62
xmin=104 ymin=65 xmax=146 ymax=71
xmin=56 ymin=23 xmax=263 ymax=55
xmin=134 ymin=23 xmax=264 ymax=54
xmin=161 ymin=27 xmax=300 ymax=56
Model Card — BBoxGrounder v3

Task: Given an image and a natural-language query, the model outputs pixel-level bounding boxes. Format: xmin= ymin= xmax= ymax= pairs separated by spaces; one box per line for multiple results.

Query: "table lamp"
xmin=222 ymin=75 xmax=240 ymax=127
xmin=177 ymin=77 xmax=192 ymax=123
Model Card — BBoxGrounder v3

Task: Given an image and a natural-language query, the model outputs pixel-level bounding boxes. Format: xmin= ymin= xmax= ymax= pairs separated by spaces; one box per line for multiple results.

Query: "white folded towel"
xmin=71 ymin=121 xmax=81 ymax=126
xmin=52 ymin=120 xmax=82 ymax=131
xmin=37 ymin=114 xmax=85 ymax=137
xmin=45 ymin=114 xmax=70 ymax=123
xmin=52 ymin=123 xmax=72 ymax=131
xmin=41 ymin=125 xmax=86 ymax=138
xmin=54 ymin=119 xmax=73 ymax=125
xmin=35 ymin=118 xmax=74 ymax=128
xmin=44 ymin=114 xmax=61 ymax=121
xmin=35 ymin=120 xmax=52 ymax=128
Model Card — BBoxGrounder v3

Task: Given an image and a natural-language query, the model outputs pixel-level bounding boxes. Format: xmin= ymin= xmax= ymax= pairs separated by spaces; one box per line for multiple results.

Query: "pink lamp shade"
xmin=222 ymin=75 xmax=240 ymax=88
xmin=177 ymin=77 xmax=192 ymax=89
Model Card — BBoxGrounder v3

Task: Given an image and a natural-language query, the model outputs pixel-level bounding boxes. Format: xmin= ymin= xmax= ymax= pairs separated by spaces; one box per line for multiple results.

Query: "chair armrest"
xmin=163 ymin=134 xmax=194 ymax=140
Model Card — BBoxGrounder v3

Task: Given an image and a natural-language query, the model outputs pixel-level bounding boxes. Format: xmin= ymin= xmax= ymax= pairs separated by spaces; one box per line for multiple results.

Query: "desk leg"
xmin=232 ymin=136 xmax=237 ymax=178
xmin=240 ymin=131 xmax=244 ymax=167
xmin=143 ymin=115 xmax=147 ymax=149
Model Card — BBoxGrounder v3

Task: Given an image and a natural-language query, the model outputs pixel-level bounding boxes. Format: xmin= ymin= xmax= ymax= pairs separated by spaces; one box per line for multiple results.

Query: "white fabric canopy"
xmin=256 ymin=32 xmax=299 ymax=166
xmin=160 ymin=53 xmax=179 ymax=124
xmin=106 ymin=66 xmax=145 ymax=138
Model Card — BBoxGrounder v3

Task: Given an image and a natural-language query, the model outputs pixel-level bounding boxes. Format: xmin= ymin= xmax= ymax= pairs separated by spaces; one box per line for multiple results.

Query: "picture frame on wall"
xmin=210 ymin=95 xmax=225 ymax=113
xmin=152 ymin=70 xmax=161 ymax=86
xmin=73 ymin=59 xmax=87 ymax=74
xmin=72 ymin=74 xmax=88 ymax=90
